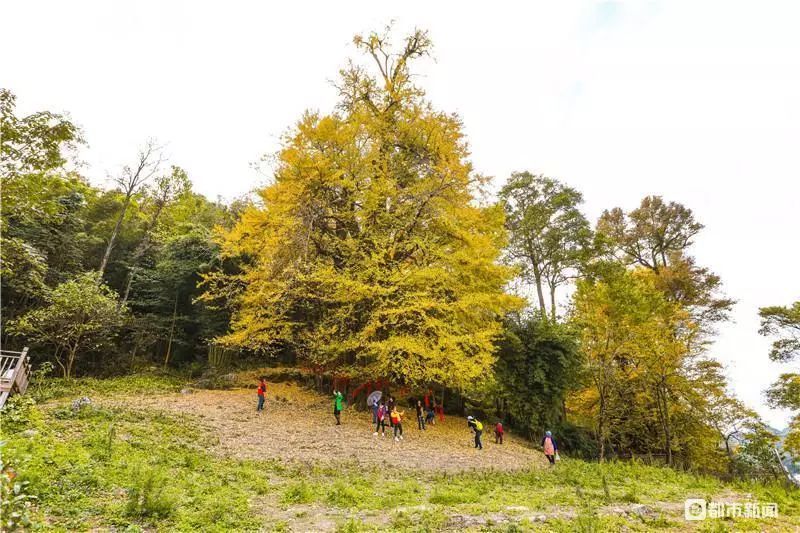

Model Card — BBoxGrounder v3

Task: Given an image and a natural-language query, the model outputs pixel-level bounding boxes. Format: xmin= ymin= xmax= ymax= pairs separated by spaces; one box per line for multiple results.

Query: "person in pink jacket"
xmin=542 ymin=430 xmax=558 ymax=465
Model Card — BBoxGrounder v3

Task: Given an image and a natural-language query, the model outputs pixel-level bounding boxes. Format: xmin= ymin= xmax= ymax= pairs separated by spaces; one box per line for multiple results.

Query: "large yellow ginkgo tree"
xmin=201 ymin=28 xmax=521 ymax=390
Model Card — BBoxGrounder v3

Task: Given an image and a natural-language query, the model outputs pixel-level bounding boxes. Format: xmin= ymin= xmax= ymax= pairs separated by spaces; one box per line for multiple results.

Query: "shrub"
xmin=621 ymin=487 xmax=640 ymax=503
xmin=326 ymin=481 xmax=367 ymax=508
xmin=125 ymin=466 xmax=176 ymax=519
xmin=281 ymin=481 xmax=315 ymax=504
xmin=0 ymin=448 xmax=37 ymax=531
xmin=0 ymin=396 xmax=37 ymax=432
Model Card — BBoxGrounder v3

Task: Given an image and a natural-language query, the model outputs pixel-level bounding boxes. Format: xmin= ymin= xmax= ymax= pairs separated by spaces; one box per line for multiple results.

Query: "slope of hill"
xmin=1 ymin=374 xmax=799 ymax=531
xmin=104 ymin=382 xmax=546 ymax=472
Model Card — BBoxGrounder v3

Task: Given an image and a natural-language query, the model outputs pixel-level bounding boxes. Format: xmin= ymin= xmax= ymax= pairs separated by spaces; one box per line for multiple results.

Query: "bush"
xmin=0 ymin=396 xmax=37 ymax=432
xmin=326 ymin=481 xmax=367 ymax=508
xmin=125 ymin=466 xmax=177 ymax=519
xmin=0 ymin=447 xmax=37 ymax=531
xmin=281 ymin=481 xmax=315 ymax=504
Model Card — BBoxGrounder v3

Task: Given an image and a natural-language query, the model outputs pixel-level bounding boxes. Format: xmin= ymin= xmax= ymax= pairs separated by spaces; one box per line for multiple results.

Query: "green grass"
xmin=28 ymin=372 xmax=186 ymax=402
xmin=2 ymin=375 xmax=799 ymax=531
xmin=281 ymin=481 xmax=315 ymax=504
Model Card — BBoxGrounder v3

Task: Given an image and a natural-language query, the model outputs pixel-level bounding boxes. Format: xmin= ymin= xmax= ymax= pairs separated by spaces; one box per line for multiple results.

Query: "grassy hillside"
xmin=1 ymin=373 xmax=798 ymax=532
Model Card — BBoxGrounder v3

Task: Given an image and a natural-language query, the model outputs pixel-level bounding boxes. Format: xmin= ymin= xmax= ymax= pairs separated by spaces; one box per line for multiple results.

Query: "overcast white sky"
xmin=4 ymin=1 xmax=798 ymax=427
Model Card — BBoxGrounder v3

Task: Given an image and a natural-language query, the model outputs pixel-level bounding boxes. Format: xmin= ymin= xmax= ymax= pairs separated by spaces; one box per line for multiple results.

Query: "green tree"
xmin=500 ymin=172 xmax=593 ymax=320
xmin=9 ymin=272 xmax=126 ymax=378
xmin=1 ymin=89 xmax=89 ymax=341
xmin=760 ymin=301 xmax=800 ymax=363
xmin=131 ymin=229 xmax=225 ymax=367
xmin=120 ymin=165 xmax=191 ymax=306
xmin=494 ymin=316 xmax=582 ymax=438
xmin=202 ymin=27 xmax=521 ymax=389
xmin=1 ymin=88 xmax=82 ymax=178
xmin=759 ymin=301 xmax=800 ymax=455
xmin=732 ymin=423 xmax=782 ymax=481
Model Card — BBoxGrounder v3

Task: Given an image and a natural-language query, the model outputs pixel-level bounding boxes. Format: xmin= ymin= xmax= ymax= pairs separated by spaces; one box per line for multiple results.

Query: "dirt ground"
xmin=106 ymin=382 xmax=546 ymax=472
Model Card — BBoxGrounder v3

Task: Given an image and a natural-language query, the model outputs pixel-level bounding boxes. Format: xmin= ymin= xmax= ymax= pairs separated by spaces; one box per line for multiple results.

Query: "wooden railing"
xmin=0 ymin=347 xmax=31 ymax=407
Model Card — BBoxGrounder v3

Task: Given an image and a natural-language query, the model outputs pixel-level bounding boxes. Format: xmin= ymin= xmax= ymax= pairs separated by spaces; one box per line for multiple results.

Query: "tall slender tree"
xmin=98 ymin=139 xmax=164 ymax=277
xmin=500 ymin=172 xmax=593 ymax=320
xmin=759 ymin=300 xmax=800 ymax=455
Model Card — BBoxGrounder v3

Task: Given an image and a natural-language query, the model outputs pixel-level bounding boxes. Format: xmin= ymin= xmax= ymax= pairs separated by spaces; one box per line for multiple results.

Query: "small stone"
xmin=71 ymin=396 xmax=92 ymax=411
xmin=21 ymin=429 xmax=38 ymax=438
xmin=629 ymin=504 xmax=657 ymax=520
xmin=180 ymin=388 xmax=192 ymax=394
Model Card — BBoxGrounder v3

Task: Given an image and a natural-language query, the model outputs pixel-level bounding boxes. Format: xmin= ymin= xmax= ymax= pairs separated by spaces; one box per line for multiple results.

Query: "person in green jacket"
xmin=333 ymin=390 xmax=344 ymax=425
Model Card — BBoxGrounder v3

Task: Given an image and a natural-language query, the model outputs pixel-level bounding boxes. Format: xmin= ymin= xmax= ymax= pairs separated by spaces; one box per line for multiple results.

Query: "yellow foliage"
xmin=201 ymin=30 xmax=521 ymax=389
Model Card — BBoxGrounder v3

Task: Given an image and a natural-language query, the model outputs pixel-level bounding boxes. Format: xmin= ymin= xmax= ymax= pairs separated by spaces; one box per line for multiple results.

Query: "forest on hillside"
xmin=2 ymin=28 xmax=799 ymax=483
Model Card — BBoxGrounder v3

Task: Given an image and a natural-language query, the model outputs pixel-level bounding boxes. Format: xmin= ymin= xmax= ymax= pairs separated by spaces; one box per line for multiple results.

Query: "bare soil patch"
xmin=104 ymin=382 xmax=546 ymax=472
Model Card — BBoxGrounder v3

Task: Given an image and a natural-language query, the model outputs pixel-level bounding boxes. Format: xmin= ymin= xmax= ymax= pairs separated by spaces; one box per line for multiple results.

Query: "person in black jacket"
xmin=416 ymin=400 xmax=426 ymax=430
xmin=467 ymin=416 xmax=483 ymax=450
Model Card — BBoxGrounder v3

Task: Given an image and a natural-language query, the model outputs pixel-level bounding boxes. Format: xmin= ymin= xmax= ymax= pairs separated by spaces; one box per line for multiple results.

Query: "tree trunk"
xmin=66 ymin=345 xmax=79 ymax=380
xmin=99 ymin=193 xmax=132 ymax=277
xmin=163 ymin=291 xmax=179 ymax=368
xmin=549 ymin=284 xmax=557 ymax=321
xmin=130 ymin=343 xmax=138 ymax=372
xmin=656 ymin=384 xmax=673 ymax=466
xmin=599 ymin=429 xmax=606 ymax=462
xmin=598 ymin=393 xmax=607 ymax=462
xmin=121 ymin=266 xmax=137 ymax=307
xmin=120 ymin=201 xmax=165 ymax=307
xmin=54 ymin=345 xmax=67 ymax=378
xmin=531 ymin=262 xmax=547 ymax=317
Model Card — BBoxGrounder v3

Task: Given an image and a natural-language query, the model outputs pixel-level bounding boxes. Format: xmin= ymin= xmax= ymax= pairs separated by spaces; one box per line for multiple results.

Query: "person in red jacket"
xmin=494 ymin=421 xmax=504 ymax=444
xmin=256 ymin=378 xmax=267 ymax=412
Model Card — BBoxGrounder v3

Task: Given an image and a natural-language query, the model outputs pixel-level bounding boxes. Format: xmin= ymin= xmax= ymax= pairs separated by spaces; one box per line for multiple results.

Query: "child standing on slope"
xmin=416 ymin=399 xmax=426 ymax=430
xmin=391 ymin=405 xmax=404 ymax=441
xmin=256 ymin=378 xmax=267 ymax=413
xmin=425 ymin=402 xmax=436 ymax=426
